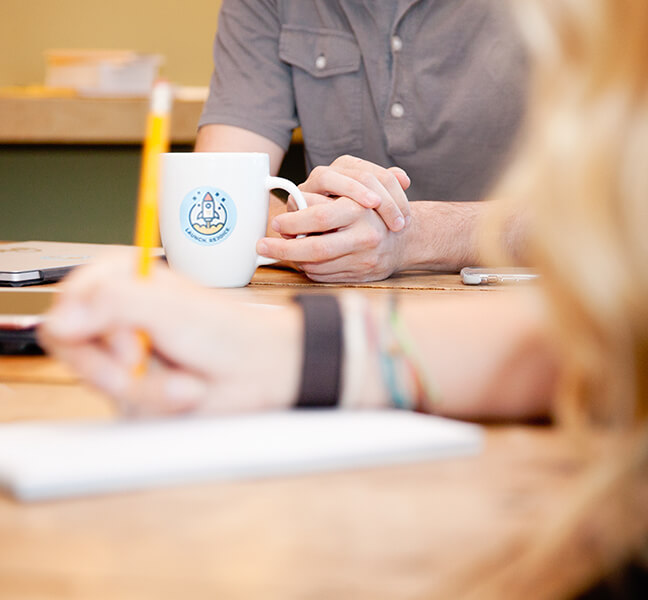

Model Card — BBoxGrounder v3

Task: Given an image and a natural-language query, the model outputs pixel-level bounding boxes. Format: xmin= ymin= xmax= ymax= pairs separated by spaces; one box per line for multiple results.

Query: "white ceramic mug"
xmin=159 ymin=152 xmax=307 ymax=287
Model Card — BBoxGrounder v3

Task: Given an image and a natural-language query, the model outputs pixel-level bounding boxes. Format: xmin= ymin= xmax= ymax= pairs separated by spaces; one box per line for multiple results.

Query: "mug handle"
xmin=257 ymin=176 xmax=309 ymax=267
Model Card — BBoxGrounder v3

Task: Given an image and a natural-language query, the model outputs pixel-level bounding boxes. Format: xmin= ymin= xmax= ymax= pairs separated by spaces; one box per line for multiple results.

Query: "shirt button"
xmin=315 ymin=54 xmax=327 ymax=70
xmin=390 ymin=102 xmax=405 ymax=118
xmin=391 ymin=35 xmax=403 ymax=53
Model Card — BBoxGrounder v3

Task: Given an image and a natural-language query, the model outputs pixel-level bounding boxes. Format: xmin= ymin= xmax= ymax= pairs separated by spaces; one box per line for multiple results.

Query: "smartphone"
xmin=0 ymin=290 xmax=58 ymax=354
xmin=460 ymin=267 xmax=539 ymax=286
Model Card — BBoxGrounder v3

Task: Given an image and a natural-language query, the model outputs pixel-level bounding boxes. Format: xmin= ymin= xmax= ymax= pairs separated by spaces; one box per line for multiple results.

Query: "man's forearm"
xmin=400 ymin=201 xmax=485 ymax=272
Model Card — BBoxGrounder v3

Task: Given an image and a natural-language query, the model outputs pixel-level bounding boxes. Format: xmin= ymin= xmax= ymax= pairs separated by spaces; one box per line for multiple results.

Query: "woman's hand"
xmin=39 ymin=256 xmax=302 ymax=417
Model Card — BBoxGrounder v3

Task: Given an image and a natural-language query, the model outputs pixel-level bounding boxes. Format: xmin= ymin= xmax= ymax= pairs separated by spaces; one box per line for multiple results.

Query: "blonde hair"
xmin=478 ymin=0 xmax=648 ymax=596
xmin=504 ymin=0 xmax=648 ymax=427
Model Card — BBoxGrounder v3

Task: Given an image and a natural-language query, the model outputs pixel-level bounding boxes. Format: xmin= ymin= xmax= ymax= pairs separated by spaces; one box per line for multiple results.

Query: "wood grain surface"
xmin=0 ymin=269 xmax=571 ymax=600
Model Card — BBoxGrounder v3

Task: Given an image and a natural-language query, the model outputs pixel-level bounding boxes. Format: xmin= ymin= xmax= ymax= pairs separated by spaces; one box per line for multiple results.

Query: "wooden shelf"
xmin=0 ymin=93 xmax=304 ymax=146
xmin=0 ymin=95 xmax=204 ymax=145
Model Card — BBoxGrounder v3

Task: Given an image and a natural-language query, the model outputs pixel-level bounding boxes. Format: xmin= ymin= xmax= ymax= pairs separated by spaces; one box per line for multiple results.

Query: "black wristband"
xmin=293 ymin=294 xmax=342 ymax=408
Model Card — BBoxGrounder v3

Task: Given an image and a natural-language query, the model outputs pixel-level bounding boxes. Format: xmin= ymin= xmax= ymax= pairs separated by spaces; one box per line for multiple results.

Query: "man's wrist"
xmin=398 ymin=201 xmax=483 ymax=272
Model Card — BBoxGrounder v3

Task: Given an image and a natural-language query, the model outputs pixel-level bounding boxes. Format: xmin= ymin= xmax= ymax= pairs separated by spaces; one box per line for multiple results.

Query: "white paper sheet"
xmin=0 ymin=410 xmax=482 ymax=501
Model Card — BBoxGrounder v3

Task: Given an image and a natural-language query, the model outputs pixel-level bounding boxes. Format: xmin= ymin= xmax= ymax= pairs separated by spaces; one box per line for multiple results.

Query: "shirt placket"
xmin=384 ymin=0 xmax=421 ymax=156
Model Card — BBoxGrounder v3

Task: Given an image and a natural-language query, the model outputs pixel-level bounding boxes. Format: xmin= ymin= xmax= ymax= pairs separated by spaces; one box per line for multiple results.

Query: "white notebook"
xmin=0 ymin=411 xmax=482 ymax=502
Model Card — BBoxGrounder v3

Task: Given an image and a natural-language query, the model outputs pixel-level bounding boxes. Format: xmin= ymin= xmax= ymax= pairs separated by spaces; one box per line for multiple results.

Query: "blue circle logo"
xmin=180 ymin=187 xmax=237 ymax=246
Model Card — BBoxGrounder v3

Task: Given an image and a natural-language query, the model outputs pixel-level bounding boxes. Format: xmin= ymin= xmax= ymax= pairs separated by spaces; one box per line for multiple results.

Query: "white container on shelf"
xmin=44 ymin=49 xmax=163 ymax=97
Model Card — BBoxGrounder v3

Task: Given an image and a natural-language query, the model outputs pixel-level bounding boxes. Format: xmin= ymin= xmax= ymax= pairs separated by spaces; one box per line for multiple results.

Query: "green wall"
xmin=1 ymin=145 xmax=152 ymax=244
xmin=0 ymin=144 xmax=306 ymax=244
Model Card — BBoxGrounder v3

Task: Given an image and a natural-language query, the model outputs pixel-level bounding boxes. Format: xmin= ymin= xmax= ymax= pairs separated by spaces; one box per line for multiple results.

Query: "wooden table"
xmin=0 ymin=269 xmax=581 ymax=599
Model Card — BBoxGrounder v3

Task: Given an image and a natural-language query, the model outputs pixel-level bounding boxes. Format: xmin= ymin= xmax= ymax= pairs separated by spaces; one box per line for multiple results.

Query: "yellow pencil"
xmin=133 ymin=80 xmax=172 ymax=374
xmin=135 ymin=79 xmax=172 ymax=269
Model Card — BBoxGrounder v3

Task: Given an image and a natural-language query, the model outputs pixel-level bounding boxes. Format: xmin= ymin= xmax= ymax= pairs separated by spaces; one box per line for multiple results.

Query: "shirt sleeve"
xmin=198 ymin=0 xmax=298 ymax=151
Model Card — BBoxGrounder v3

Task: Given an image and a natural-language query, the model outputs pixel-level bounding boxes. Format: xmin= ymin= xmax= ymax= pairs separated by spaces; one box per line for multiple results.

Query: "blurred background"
xmin=0 ymin=0 xmax=219 ymax=244
xmin=0 ymin=0 xmax=220 ymax=88
xmin=1 ymin=0 xmax=304 ymax=245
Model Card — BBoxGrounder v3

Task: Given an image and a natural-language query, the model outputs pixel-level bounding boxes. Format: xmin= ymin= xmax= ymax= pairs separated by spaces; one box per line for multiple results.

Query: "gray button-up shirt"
xmin=200 ymin=0 xmax=528 ymax=202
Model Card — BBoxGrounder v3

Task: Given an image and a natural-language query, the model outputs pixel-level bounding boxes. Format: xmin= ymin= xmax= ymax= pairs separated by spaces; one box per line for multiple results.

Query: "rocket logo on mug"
xmin=180 ymin=187 xmax=237 ymax=246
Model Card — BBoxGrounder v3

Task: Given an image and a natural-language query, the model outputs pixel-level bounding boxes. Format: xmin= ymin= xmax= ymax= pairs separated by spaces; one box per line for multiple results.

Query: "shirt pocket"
xmin=279 ymin=25 xmax=363 ymax=159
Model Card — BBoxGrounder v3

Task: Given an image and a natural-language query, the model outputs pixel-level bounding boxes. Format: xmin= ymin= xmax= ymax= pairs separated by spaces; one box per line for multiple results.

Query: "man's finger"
xmin=272 ymin=197 xmax=362 ymax=235
xmin=257 ymin=227 xmax=376 ymax=263
xmin=329 ymin=158 xmax=411 ymax=231
xmin=285 ymin=190 xmax=330 ymax=212
xmin=299 ymin=165 xmax=382 ymax=208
